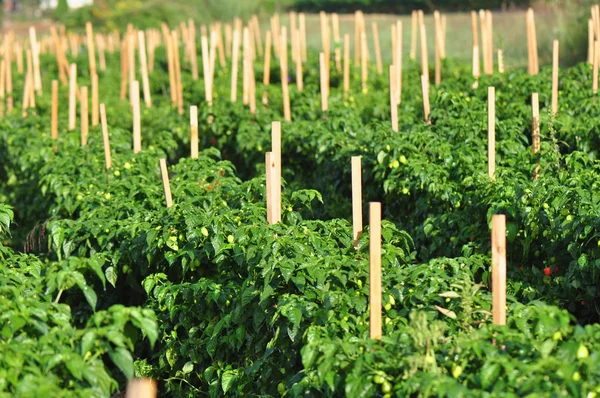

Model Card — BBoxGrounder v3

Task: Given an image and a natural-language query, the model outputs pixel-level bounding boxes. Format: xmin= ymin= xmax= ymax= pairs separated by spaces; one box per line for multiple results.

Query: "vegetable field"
xmin=2 ymin=7 xmax=600 ymax=398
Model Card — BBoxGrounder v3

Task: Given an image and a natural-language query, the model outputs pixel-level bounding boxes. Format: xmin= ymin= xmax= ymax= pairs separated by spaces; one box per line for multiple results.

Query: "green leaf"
xmin=480 ymin=362 xmax=500 ymax=390
xmin=221 ymin=370 xmax=236 ymax=394
xmin=182 ymin=361 xmax=194 ymax=374
xmin=105 ymin=266 xmax=117 ymax=288
xmin=108 ymin=347 xmax=134 ymax=380
xmin=434 ymin=305 xmax=457 ymax=319
xmin=288 ymin=307 xmax=303 ymax=328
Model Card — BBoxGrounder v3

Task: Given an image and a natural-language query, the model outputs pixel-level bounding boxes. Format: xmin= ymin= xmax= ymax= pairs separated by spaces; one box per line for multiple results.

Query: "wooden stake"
xmin=589 ymin=19 xmax=594 ymax=65
xmin=349 ymin=156 xmax=363 ymax=250
xmin=68 ymin=63 xmax=77 ymax=131
xmin=372 ymin=23 xmax=383 ymax=75
xmin=480 ymin=11 xmax=489 ymax=75
xmin=242 ymin=28 xmax=249 ymax=106
xmin=266 ymin=152 xmax=273 ymax=224
xmin=473 ymin=45 xmax=481 ymax=81
xmin=299 ymin=13 xmax=307 ymax=62
xmin=215 ymin=23 xmax=227 ymax=68
xmin=420 ymin=18 xmax=429 ymax=82
xmin=271 ymin=121 xmax=282 ymax=223
xmin=159 ymin=159 xmax=173 ymax=208
xmin=361 ymin=32 xmax=368 ymax=93
xmin=369 ymin=202 xmax=382 ymax=340
xmin=295 ymin=30 xmax=303 ymax=92
xmin=434 ymin=11 xmax=442 ymax=86
xmin=91 ymin=73 xmax=99 ymax=126
xmin=421 ymin=74 xmax=430 ymax=123
xmin=231 ymin=28 xmax=240 ymax=102
xmin=100 ymin=104 xmax=112 ymax=170
xmin=15 ymin=42 xmax=23 ymax=75
xmin=485 ymin=10 xmax=494 ymax=74
xmin=190 ymin=105 xmax=198 ymax=159
xmin=172 ymin=31 xmax=184 ymax=114
xmin=281 ymin=28 xmax=291 ymax=122
xmin=128 ymin=31 xmax=136 ymax=84
xmin=126 ymin=378 xmax=157 ymax=398
xmin=497 ymin=49 xmax=504 ymax=73
xmin=343 ymin=34 xmax=350 ymax=98
xmin=86 ymin=22 xmax=97 ymax=78
xmin=132 ymin=80 xmax=141 ymax=153
xmin=333 ymin=13 xmax=341 ymax=72
xmin=29 ymin=27 xmax=42 ymax=93
xmin=441 ymin=14 xmax=447 ymax=59
xmin=390 ymin=65 xmax=398 ymax=132
xmin=262 ymin=31 xmax=272 ymax=105
xmin=491 ymin=214 xmax=506 ymax=326
xmin=410 ymin=11 xmax=417 ymax=60
xmin=594 ymin=41 xmax=599 ymax=95
xmin=6 ymin=33 xmax=13 ymax=113
xmin=96 ymin=34 xmax=106 ymax=71
xmin=527 ymin=8 xmax=539 ymax=75
xmin=138 ymin=31 xmax=152 ymax=108
xmin=80 ymin=86 xmax=89 ymax=146
xmin=51 ymin=80 xmax=58 ymax=145
xmin=120 ymin=40 xmax=129 ymax=101
xmin=488 ymin=87 xmax=495 ymax=179
xmin=532 ymin=92 xmax=540 ymax=153
xmin=252 ymin=16 xmax=263 ymax=57
xmin=396 ymin=21 xmax=402 ymax=104
xmin=320 ymin=53 xmax=328 ymax=112
xmin=551 ymin=40 xmax=559 ymax=115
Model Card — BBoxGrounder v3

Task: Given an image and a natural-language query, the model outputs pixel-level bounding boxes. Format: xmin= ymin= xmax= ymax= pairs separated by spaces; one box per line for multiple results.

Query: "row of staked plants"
xmin=1 ymin=38 xmax=600 ymax=397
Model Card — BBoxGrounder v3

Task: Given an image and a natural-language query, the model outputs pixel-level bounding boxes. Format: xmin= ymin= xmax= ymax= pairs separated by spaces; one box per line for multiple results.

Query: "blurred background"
xmin=0 ymin=0 xmax=592 ymax=67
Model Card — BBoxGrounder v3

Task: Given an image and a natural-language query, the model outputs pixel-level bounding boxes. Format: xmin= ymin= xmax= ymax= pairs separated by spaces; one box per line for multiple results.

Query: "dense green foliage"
xmin=2 ymin=25 xmax=600 ymax=397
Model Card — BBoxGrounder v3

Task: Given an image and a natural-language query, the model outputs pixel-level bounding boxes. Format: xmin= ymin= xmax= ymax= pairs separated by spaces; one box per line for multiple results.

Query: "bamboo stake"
xmin=252 ymin=16 xmax=263 ymax=57
xmin=410 ymin=11 xmax=417 ymax=60
xmin=98 ymin=104 xmax=112 ymax=170
xmin=369 ymin=202 xmax=382 ymax=340
xmin=480 ymin=11 xmax=489 ymax=75
xmin=594 ymin=41 xmax=599 ymax=95
xmin=262 ymin=31 xmax=272 ymax=105
xmin=320 ymin=52 xmax=328 ymax=112
xmin=159 ymin=159 xmax=173 ymax=208
xmin=271 ymin=121 xmax=282 ymax=223
xmin=295 ymin=30 xmax=303 ymax=92
xmin=281 ymin=27 xmax=291 ymax=122
xmin=497 ymin=49 xmax=504 ymax=73
xmin=344 ymin=34 xmax=350 ymax=98
xmin=172 ymin=31 xmax=184 ymax=114
xmin=16 ymin=42 xmax=23 ymax=75
xmin=22 ymin=55 xmax=31 ymax=117
xmin=68 ymin=63 xmax=77 ymax=130
xmin=128 ymin=31 xmax=135 ymax=84
xmin=138 ymin=31 xmax=152 ymax=108
xmin=349 ymin=156 xmax=363 ymax=251
xmin=215 ymin=23 xmax=226 ymax=68
xmin=527 ymin=8 xmax=539 ymax=75
xmin=421 ymin=74 xmax=430 ymax=123
xmin=420 ymin=17 xmax=429 ymax=82
xmin=488 ymin=87 xmax=495 ymax=179
xmin=29 ymin=27 xmax=42 ymax=93
xmin=120 ymin=40 xmax=129 ymax=101
xmin=91 ymin=73 xmax=99 ymax=126
xmin=354 ymin=11 xmax=361 ymax=64
xmin=132 ymin=80 xmax=141 ymax=153
xmin=51 ymin=80 xmax=58 ymax=145
xmin=372 ymin=23 xmax=383 ymax=75
xmin=441 ymin=14 xmax=447 ymax=59
xmin=290 ymin=12 xmax=298 ymax=65
xmin=491 ymin=214 xmax=506 ymax=326
xmin=6 ymin=33 xmax=13 ymax=113
xmin=485 ymin=10 xmax=494 ymax=75
xmin=361 ymin=32 xmax=368 ymax=93
xmin=434 ymin=11 xmax=442 ymax=85
xmin=333 ymin=13 xmax=341 ymax=72
xmin=390 ymin=65 xmax=398 ymax=133
xmin=299 ymin=13 xmax=307 ymax=62
xmin=551 ymin=40 xmax=559 ymax=115
xmin=265 ymin=152 xmax=273 ymax=224
xmin=242 ymin=28 xmax=249 ymax=106
xmin=225 ymin=23 xmax=232 ymax=58
xmin=0 ymin=60 xmax=5 ymax=117
xmin=126 ymin=378 xmax=157 ymax=398
xmin=589 ymin=19 xmax=594 ymax=65
xmin=80 ymin=86 xmax=89 ymax=146
xmin=86 ymin=22 xmax=97 ymax=79
xmin=473 ymin=45 xmax=480 ymax=83
xmin=163 ymin=26 xmax=176 ymax=106
xmin=273 ymin=14 xmax=281 ymax=59
xmin=190 ymin=105 xmax=198 ymax=159
xmin=532 ymin=92 xmax=540 ymax=180
xmin=97 ymin=34 xmax=106 ymax=71
xmin=231 ymin=28 xmax=240 ymax=102
xmin=396 ymin=21 xmax=402 ymax=104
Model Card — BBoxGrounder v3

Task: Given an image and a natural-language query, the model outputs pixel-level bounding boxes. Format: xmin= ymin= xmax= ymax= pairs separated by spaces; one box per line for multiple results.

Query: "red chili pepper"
xmin=210 ymin=138 xmax=217 ymax=146
xmin=554 ymin=266 xmax=559 ymax=274
xmin=544 ymin=267 xmax=552 ymax=276
xmin=519 ymin=266 xmax=523 ymax=271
